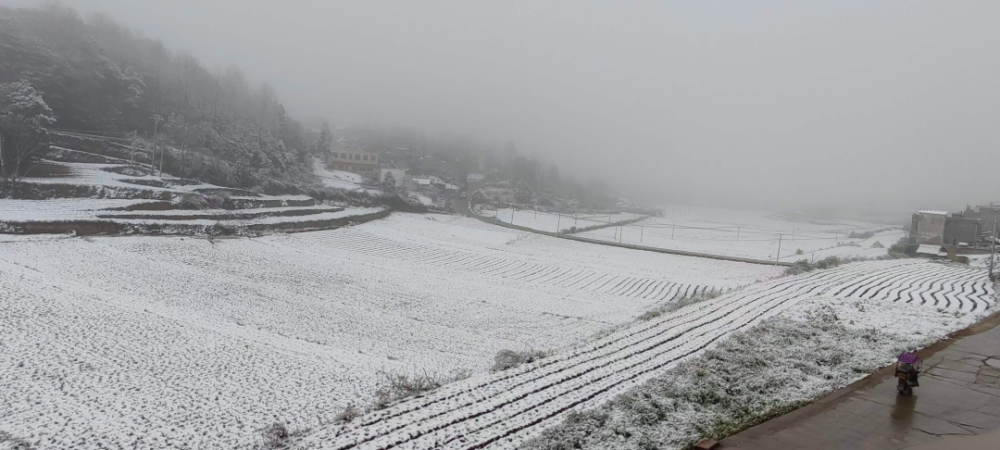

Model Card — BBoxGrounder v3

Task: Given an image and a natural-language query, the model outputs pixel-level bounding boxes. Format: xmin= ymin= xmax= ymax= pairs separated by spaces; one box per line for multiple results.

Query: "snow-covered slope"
xmin=0 ymin=213 xmax=783 ymax=449
xmin=294 ymin=260 xmax=992 ymax=450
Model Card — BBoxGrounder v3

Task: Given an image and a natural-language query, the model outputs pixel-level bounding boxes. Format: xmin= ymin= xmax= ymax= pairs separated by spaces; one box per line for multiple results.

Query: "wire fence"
xmin=486 ymin=207 xmax=871 ymax=243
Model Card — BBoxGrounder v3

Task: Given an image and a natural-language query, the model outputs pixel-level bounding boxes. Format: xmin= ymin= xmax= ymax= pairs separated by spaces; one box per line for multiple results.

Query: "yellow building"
xmin=329 ymin=139 xmax=379 ymax=176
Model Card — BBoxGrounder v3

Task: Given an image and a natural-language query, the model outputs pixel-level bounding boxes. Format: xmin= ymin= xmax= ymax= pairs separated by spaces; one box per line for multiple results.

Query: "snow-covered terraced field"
xmin=0 ymin=157 xmax=393 ymax=236
xmin=20 ymin=161 xmax=172 ymax=191
xmin=0 ymin=213 xmax=782 ymax=449
xmin=293 ymin=259 xmax=993 ymax=450
xmin=483 ymin=208 xmax=638 ymax=234
xmin=0 ymin=198 xmax=157 ymax=221
xmin=289 ymin=228 xmax=712 ymax=302
xmin=576 ymin=206 xmax=904 ymax=262
xmin=99 ymin=207 xmax=381 ymax=227
xmin=0 ymin=198 xmax=361 ymax=223
xmin=477 ymin=206 xmax=904 ymax=263
xmin=313 ymin=158 xmax=382 ymax=195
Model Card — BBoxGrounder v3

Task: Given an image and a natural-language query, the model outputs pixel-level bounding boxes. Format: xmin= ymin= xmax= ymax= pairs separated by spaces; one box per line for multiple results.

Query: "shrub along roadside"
xmin=786 ymin=237 xmax=915 ymax=276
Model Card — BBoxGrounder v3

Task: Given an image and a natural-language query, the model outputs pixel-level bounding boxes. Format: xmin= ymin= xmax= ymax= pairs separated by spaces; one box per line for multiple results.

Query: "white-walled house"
xmin=329 ymin=138 xmax=379 ymax=176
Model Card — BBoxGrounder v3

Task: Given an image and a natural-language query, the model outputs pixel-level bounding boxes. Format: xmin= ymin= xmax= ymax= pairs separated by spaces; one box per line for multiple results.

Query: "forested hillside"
xmin=0 ymin=4 xmax=309 ymax=187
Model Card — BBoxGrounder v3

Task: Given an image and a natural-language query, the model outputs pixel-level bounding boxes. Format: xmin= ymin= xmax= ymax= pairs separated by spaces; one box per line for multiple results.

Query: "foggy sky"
xmin=7 ymin=0 xmax=1000 ymax=212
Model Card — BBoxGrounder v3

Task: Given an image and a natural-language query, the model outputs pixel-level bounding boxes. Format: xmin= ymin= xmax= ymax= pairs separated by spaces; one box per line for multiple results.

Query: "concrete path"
xmin=722 ymin=312 xmax=1000 ymax=450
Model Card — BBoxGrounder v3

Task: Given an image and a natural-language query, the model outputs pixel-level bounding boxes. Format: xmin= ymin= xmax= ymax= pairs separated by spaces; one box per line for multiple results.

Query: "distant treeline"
xmin=0 ymin=3 xmax=626 ymax=203
xmin=0 ymin=4 xmax=309 ymax=187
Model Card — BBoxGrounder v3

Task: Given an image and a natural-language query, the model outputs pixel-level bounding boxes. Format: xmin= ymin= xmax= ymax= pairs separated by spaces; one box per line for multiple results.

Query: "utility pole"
xmin=557 ymin=213 xmax=561 ymax=234
xmin=152 ymin=114 xmax=163 ymax=176
xmin=511 ymin=207 xmax=515 ymax=225
xmin=775 ymin=234 xmax=783 ymax=265
xmin=672 ymin=222 xmax=675 ymax=239
xmin=990 ymin=212 xmax=998 ymax=280
xmin=640 ymin=224 xmax=644 ymax=243
xmin=736 ymin=226 xmax=740 ymax=242
xmin=129 ymin=130 xmax=138 ymax=166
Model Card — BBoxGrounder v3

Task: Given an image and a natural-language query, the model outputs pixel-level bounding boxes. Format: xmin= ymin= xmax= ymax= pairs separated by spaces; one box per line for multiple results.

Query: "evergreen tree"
xmin=314 ymin=121 xmax=333 ymax=156
xmin=0 ymin=80 xmax=56 ymax=189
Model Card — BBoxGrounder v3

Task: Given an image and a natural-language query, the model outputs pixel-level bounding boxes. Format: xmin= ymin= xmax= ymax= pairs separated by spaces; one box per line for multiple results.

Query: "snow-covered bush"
xmin=261 ymin=422 xmax=290 ymax=449
xmin=334 ymin=405 xmax=361 ymax=424
xmin=492 ymin=349 xmax=549 ymax=372
xmin=888 ymin=236 xmax=913 ymax=257
xmin=638 ymin=289 xmax=721 ymax=321
xmin=176 ymin=193 xmax=208 ymax=210
xmin=784 ymin=255 xmax=861 ymax=275
xmin=371 ymin=370 xmax=467 ymax=409
xmin=204 ymin=192 xmax=230 ymax=209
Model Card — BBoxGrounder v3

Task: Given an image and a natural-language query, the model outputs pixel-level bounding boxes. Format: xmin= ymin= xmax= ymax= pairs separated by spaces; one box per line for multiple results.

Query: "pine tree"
xmin=314 ymin=121 xmax=333 ymax=156
xmin=0 ymin=80 xmax=56 ymax=190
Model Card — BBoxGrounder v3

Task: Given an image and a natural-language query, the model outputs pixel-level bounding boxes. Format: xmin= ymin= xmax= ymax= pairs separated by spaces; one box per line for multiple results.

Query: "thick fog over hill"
xmin=6 ymin=0 xmax=1000 ymax=212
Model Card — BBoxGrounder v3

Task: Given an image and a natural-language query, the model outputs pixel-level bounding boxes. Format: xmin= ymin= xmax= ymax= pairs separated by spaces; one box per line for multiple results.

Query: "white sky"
xmin=6 ymin=0 xmax=1000 ymax=212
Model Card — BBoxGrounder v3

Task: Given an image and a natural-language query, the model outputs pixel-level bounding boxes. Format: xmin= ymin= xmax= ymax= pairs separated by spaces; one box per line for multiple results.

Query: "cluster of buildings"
xmin=910 ymin=204 xmax=1000 ymax=257
xmin=324 ymin=137 xmax=480 ymax=207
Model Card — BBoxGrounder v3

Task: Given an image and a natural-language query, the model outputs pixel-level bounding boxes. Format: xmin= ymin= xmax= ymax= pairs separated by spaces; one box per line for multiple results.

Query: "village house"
xmin=329 ymin=137 xmax=380 ymax=176
xmin=910 ymin=208 xmax=983 ymax=248
xmin=910 ymin=210 xmax=947 ymax=245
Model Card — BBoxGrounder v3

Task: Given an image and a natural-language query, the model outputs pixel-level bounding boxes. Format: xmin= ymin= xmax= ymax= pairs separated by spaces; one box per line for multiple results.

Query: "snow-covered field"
xmin=0 ymin=157 xmax=391 ymax=236
xmin=0 ymin=198 xmax=158 ymax=221
xmin=522 ymin=285 xmax=994 ymax=450
xmin=294 ymin=259 xmax=993 ymax=450
xmin=0 ymin=213 xmax=783 ymax=449
xmin=0 ymin=198 xmax=377 ymax=226
xmin=21 ymin=161 xmax=172 ymax=191
xmin=578 ymin=206 xmax=904 ymax=262
xmin=312 ymin=158 xmax=381 ymax=195
xmin=483 ymin=208 xmax=640 ymax=234
xmin=476 ymin=206 xmax=903 ymax=263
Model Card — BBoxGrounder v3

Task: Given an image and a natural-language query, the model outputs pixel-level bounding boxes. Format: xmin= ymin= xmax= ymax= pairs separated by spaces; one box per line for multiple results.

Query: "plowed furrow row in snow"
xmin=296 ymin=260 xmax=953 ymax=450
xmin=824 ymin=263 xmax=994 ymax=312
xmin=895 ymin=268 xmax=989 ymax=310
xmin=307 ymin=265 xmax=869 ymax=446
xmin=291 ymin=230 xmax=707 ymax=303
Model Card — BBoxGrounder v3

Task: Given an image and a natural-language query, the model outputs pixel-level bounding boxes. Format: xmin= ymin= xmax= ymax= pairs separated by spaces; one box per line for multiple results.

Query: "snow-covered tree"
xmin=314 ymin=121 xmax=333 ymax=155
xmin=0 ymin=80 xmax=56 ymax=189
xmin=382 ymin=171 xmax=398 ymax=192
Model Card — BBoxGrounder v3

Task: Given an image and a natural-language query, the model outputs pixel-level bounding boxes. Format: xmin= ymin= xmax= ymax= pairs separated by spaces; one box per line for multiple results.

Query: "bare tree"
xmin=0 ymin=81 xmax=57 ymax=192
